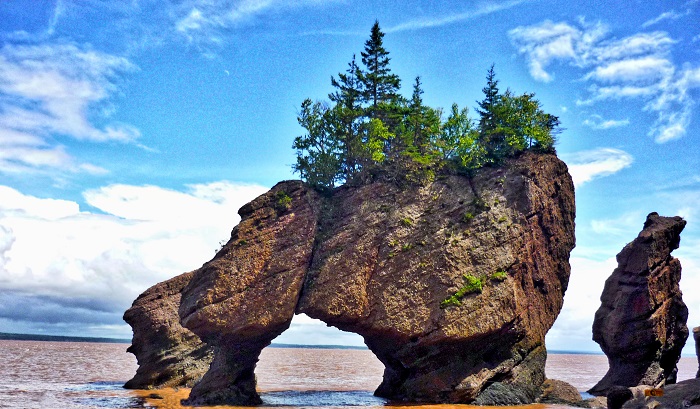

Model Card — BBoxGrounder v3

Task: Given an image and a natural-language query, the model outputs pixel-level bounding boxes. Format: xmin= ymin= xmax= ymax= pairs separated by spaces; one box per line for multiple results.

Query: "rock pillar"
xmin=589 ymin=213 xmax=689 ymax=396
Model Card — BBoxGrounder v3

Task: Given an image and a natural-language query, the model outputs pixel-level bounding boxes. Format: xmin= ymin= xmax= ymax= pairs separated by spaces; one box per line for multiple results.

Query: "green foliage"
xmin=462 ymin=212 xmax=475 ymax=223
xmin=274 ymin=191 xmax=292 ymax=211
xmin=441 ymin=274 xmax=484 ymax=308
xmin=400 ymin=217 xmax=413 ymax=227
xmin=490 ymin=270 xmax=508 ymax=281
xmin=292 ymin=99 xmax=342 ymax=190
xmin=292 ymin=23 xmax=561 ymax=190
xmin=359 ymin=21 xmax=402 ymax=116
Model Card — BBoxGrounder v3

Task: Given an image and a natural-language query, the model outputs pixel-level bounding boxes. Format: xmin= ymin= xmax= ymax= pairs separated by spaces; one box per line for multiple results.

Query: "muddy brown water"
xmin=0 ymin=340 xmax=697 ymax=409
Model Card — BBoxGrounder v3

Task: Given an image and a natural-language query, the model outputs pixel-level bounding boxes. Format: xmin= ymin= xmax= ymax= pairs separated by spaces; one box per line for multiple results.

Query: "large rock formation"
xmin=295 ymin=152 xmax=575 ymax=404
xmin=127 ymin=152 xmax=576 ymax=405
xmin=123 ymin=271 xmax=213 ymax=389
xmin=588 ymin=213 xmax=689 ymax=396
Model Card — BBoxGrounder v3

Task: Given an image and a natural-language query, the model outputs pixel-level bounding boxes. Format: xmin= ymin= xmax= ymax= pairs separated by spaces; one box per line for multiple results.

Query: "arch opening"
xmin=254 ymin=314 xmax=385 ymax=406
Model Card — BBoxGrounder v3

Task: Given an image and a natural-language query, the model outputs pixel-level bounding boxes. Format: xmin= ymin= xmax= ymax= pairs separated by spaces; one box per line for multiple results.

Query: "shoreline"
xmin=0 ymin=334 xmax=696 ymax=358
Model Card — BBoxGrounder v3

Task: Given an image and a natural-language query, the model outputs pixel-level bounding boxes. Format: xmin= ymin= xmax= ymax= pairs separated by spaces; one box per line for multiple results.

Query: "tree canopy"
xmin=292 ymin=22 xmax=560 ymax=191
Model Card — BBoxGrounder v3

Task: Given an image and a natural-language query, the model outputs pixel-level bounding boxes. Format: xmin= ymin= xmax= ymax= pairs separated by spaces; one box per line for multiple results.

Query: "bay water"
xmin=0 ymin=340 xmax=697 ymax=409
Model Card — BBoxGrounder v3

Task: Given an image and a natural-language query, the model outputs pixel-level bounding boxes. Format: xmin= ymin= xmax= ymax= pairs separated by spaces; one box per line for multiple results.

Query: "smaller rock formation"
xmin=607 ymin=386 xmax=633 ymax=409
xmin=123 ymin=271 xmax=213 ymax=389
xmin=621 ymin=378 xmax=700 ymax=409
xmin=589 ymin=213 xmax=689 ymax=396
xmin=695 ymin=326 xmax=700 ymax=378
xmin=538 ymin=379 xmax=583 ymax=405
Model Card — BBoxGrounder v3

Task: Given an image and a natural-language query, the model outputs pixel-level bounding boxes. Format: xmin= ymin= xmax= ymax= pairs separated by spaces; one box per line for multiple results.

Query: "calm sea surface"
xmin=0 ymin=340 xmax=697 ymax=409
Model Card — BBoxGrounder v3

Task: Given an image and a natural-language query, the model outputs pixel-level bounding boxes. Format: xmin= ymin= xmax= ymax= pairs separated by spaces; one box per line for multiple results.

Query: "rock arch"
xmin=127 ymin=152 xmax=576 ymax=406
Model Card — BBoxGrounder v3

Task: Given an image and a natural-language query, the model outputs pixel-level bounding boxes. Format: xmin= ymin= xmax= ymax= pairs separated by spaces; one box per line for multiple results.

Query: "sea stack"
xmin=588 ymin=213 xmax=688 ymax=396
xmin=171 ymin=151 xmax=576 ymax=405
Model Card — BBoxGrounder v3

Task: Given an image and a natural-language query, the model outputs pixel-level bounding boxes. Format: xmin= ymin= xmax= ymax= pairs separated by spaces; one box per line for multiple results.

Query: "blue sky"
xmin=0 ymin=0 xmax=699 ymax=355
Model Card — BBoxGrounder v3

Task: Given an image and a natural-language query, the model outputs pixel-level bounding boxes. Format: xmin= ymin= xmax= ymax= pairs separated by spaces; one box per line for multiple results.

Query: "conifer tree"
xmin=405 ymin=76 xmax=440 ymax=157
xmin=329 ymin=55 xmax=364 ymax=180
xmin=359 ymin=21 xmax=401 ymax=117
xmin=476 ymin=65 xmax=506 ymax=162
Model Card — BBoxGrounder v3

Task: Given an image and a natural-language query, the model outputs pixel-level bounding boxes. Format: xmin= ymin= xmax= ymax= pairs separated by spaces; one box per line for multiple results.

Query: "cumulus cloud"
xmin=561 ymin=148 xmax=634 ymax=187
xmin=509 ymin=20 xmax=700 ymax=143
xmin=0 ymin=181 xmax=268 ymax=337
xmin=0 ymin=42 xmax=137 ymax=175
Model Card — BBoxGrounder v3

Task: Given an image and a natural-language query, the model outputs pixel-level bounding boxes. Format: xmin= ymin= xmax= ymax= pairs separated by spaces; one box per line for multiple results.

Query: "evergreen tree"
xmin=475 ymin=65 xmax=505 ymax=162
xmin=359 ymin=21 xmax=401 ymax=117
xmin=405 ymin=76 xmax=440 ymax=157
xmin=329 ymin=55 xmax=364 ymax=180
xmin=291 ymin=26 xmax=563 ymax=191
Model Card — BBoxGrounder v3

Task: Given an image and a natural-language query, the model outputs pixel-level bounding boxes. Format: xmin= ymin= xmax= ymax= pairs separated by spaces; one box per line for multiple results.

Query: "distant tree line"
xmin=293 ymin=21 xmax=561 ymax=191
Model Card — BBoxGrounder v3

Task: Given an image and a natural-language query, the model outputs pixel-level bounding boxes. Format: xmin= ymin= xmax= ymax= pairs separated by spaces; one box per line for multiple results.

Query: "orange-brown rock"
xmin=297 ymin=152 xmax=575 ymax=403
xmin=588 ymin=213 xmax=689 ymax=396
xmin=127 ymin=152 xmax=576 ymax=405
xmin=123 ymin=271 xmax=213 ymax=389
xmin=179 ymin=180 xmax=321 ymax=405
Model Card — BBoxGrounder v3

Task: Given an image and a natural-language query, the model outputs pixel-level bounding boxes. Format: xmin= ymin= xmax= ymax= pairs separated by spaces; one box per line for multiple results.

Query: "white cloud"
xmin=509 ymin=20 xmax=700 ymax=143
xmin=642 ymin=10 xmax=688 ymax=28
xmin=174 ymin=0 xmax=341 ymax=44
xmin=0 ymin=181 xmax=268 ymax=337
xmin=385 ymin=0 xmax=530 ymax=33
xmin=582 ymin=114 xmax=630 ymax=130
xmin=0 ymin=42 xmax=139 ymax=175
xmin=561 ymin=148 xmax=634 ymax=187
xmin=547 ymin=255 xmax=617 ymax=352
xmin=585 ymin=56 xmax=674 ymax=84
xmin=590 ymin=211 xmax=647 ymax=236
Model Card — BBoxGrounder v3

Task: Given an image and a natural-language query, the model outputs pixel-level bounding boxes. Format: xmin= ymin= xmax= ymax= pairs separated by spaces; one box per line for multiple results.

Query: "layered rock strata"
xmin=588 ymin=213 xmax=688 ymax=396
xmin=127 ymin=152 xmax=576 ymax=405
xmin=123 ymin=271 xmax=213 ymax=389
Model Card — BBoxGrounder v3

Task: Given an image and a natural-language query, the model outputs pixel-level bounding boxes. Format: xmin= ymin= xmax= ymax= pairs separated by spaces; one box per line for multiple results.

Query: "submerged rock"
xmin=123 ymin=271 xmax=213 ymax=389
xmin=127 ymin=152 xmax=576 ymax=405
xmin=589 ymin=213 xmax=689 ymax=396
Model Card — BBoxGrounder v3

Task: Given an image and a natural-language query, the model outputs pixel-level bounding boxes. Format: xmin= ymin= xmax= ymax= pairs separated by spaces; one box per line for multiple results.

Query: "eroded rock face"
xmin=178 ymin=180 xmax=321 ymax=405
xmin=127 ymin=152 xmax=576 ymax=405
xmin=588 ymin=213 xmax=689 ymax=396
xmin=123 ymin=271 xmax=213 ymax=389
xmin=297 ymin=152 xmax=575 ymax=403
